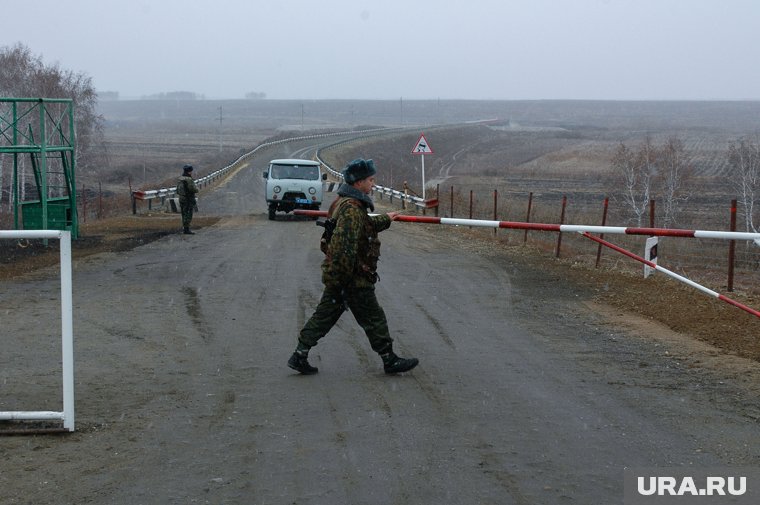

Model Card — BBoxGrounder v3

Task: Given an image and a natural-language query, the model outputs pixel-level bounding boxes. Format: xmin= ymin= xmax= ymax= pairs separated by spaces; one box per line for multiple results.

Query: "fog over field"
xmin=98 ymin=98 xmax=760 ymax=134
xmin=96 ymin=98 xmax=760 ymax=190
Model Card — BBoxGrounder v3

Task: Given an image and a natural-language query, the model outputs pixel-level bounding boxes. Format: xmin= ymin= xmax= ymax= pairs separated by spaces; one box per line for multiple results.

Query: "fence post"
xmin=450 ymin=186 xmax=454 ymax=218
xmin=435 ymin=184 xmax=440 ymax=217
xmin=129 ymin=178 xmax=135 ymax=215
xmin=469 ymin=190 xmax=473 ymax=227
xmin=728 ymin=199 xmax=737 ymax=292
xmin=555 ymin=195 xmax=567 ymax=258
xmin=524 ymin=192 xmax=533 ymax=243
xmin=595 ymin=197 xmax=609 ymax=268
xmin=493 ymin=189 xmax=498 ymax=237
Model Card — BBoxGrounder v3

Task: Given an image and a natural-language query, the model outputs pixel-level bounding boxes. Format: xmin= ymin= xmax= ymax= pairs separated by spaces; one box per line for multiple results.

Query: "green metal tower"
xmin=0 ymin=98 xmax=78 ymax=238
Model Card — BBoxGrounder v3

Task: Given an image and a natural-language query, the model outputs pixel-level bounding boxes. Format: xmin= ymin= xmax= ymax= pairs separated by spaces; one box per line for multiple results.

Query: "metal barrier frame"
xmin=0 ymin=98 xmax=79 ymax=238
xmin=0 ymin=230 xmax=75 ymax=432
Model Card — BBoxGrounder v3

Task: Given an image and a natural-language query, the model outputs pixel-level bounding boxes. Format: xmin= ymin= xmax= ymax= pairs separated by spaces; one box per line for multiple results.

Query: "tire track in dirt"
xmin=413 ymin=300 xmax=457 ymax=350
xmin=407 ymin=363 xmax=534 ymax=504
xmin=182 ymin=285 xmax=212 ymax=340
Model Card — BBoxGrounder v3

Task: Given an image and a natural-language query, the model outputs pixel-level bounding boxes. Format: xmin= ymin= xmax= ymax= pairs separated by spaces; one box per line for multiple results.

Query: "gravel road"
xmin=2 ymin=139 xmax=760 ymax=505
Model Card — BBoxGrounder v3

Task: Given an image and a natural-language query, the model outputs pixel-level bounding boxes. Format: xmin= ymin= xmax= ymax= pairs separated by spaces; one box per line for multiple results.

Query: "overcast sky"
xmin=4 ymin=0 xmax=759 ymax=100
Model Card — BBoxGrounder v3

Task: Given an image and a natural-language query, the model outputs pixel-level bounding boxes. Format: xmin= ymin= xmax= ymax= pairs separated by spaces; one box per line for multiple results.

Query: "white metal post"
xmin=60 ymin=231 xmax=75 ymax=431
xmin=421 ymin=154 xmax=426 ymax=201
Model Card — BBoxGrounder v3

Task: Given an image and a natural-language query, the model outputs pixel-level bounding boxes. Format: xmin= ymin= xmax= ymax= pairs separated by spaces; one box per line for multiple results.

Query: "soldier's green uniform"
xmin=288 ymin=158 xmax=419 ymax=375
xmin=300 ymin=187 xmax=393 ymax=353
xmin=177 ymin=165 xmax=199 ymax=234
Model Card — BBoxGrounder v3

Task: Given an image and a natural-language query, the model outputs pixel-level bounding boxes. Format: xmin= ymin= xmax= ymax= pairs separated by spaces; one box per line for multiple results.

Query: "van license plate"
xmin=295 ymin=198 xmax=310 ymax=204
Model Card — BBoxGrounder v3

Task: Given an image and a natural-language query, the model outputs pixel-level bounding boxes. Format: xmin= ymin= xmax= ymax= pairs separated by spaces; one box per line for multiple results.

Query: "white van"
xmin=262 ymin=159 xmax=327 ymax=220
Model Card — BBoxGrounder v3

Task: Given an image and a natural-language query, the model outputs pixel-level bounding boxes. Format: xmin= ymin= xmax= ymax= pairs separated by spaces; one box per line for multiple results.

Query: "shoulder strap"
xmin=329 ymin=197 xmax=362 ymax=219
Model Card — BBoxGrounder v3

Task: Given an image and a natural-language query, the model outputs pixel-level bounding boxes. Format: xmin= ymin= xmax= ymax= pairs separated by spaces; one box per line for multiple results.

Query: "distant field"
xmin=93 ymin=98 xmax=760 ymax=232
xmin=96 ymin=98 xmax=759 ymax=184
xmin=97 ymin=98 xmax=760 ymax=133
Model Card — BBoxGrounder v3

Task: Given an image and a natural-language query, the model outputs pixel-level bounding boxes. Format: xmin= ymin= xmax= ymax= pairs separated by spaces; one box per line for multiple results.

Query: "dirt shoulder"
xmin=0 ymin=215 xmax=220 ymax=281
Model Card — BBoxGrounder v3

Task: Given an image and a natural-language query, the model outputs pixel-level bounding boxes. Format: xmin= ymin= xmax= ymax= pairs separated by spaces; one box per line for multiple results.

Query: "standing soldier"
xmin=288 ymin=158 xmax=419 ymax=375
xmin=177 ymin=164 xmax=199 ymax=235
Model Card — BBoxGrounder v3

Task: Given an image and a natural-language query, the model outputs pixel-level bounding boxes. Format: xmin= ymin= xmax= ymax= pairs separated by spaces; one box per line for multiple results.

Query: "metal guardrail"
xmin=130 ymin=127 xmax=406 ymax=212
xmin=131 ymin=125 xmax=441 ymax=213
xmin=315 ymin=143 xmax=433 ymax=210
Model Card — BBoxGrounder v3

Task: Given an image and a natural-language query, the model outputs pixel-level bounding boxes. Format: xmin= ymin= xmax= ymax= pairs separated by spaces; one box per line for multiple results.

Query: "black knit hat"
xmin=342 ymin=158 xmax=376 ymax=184
xmin=182 ymin=164 xmax=193 ymax=173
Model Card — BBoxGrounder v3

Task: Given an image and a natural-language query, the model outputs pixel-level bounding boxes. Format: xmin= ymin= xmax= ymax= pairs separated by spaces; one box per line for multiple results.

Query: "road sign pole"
xmin=411 ymin=133 xmax=433 ymax=201
xmin=421 ymin=154 xmax=426 ymax=200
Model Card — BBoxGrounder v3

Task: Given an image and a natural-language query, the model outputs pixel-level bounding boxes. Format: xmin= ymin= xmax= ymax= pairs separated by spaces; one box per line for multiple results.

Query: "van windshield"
xmin=270 ymin=164 xmax=320 ymax=180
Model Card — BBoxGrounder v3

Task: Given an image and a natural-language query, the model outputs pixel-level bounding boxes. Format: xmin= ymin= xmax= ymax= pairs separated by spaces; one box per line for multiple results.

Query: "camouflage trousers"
xmin=299 ymin=285 xmax=393 ymax=355
xmin=180 ymin=200 xmax=194 ymax=228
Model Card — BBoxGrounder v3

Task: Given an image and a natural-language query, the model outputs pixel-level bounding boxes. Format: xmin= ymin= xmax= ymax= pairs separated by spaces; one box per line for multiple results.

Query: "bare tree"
xmin=0 ymin=42 xmax=105 ymax=175
xmin=658 ymin=136 xmax=691 ymax=227
xmin=727 ymin=137 xmax=760 ymax=233
xmin=612 ymin=137 xmax=656 ymax=226
xmin=0 ymin=43 xmax=36 ymax=95
xmin=611 ymin=135 xmax=692 ymax=228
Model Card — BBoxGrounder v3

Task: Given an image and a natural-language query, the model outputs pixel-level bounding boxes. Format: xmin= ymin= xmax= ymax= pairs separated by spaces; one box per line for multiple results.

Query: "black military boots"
xmin=288 ymin=352 xmax=318 ymax=375
xmin=382 ymin=351 xmax=419 ymax=374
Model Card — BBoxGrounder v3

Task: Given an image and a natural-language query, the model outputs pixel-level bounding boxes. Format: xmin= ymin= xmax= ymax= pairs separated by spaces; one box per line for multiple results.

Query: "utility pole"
xmin=217 ymin=106 xmax=223 ymax=153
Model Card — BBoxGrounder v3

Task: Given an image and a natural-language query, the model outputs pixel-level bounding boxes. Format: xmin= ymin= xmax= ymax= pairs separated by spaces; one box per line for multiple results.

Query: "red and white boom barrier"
xmin=294 ymin=209 xmax=760 ymax=319
xmin=580 ymin=232 xmax=760 ymax=319
xmin=294 ymin=210 xmax=760 ymax=243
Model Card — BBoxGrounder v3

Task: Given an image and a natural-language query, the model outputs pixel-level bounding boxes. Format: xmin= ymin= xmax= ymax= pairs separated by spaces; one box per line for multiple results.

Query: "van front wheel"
xmin=268 ymin=205 xmax=276 ymax=220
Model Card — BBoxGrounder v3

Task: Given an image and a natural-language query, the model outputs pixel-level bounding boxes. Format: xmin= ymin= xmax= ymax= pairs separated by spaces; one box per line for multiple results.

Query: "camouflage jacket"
xmin=322 ymin=185 xmax=391 ymax=289
xmin=176 ymin=175 xmax=199 ymax=203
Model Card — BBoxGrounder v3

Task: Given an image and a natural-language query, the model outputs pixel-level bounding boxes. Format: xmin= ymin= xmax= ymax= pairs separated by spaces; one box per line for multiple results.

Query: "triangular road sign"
xmin=411 ymin=133 xmax=433 ymax=155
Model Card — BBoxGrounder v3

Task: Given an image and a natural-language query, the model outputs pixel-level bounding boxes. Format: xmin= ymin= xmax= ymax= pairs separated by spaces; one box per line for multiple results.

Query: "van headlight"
xmin=308 ymin=187 xmax=316 ymax=195
xmin=273 ymin=186 xmax=281 ymax=193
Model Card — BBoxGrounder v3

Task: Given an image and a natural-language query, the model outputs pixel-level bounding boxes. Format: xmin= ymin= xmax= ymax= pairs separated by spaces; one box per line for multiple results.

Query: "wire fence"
xmin=380 ymin=183 xmax=760 ymax=296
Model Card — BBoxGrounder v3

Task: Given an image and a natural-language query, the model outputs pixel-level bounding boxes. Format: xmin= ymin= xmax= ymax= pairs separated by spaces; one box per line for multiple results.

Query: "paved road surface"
xmin=2 ymin=138 xmax=759 ymax=504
